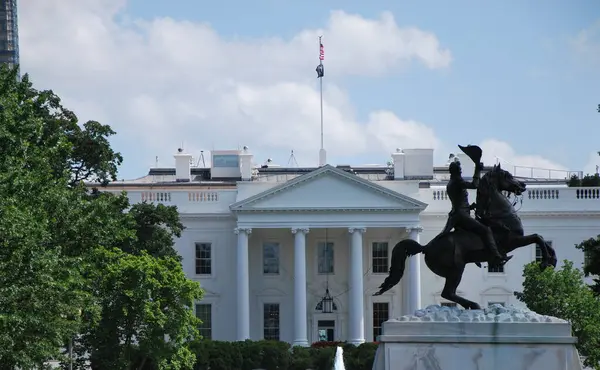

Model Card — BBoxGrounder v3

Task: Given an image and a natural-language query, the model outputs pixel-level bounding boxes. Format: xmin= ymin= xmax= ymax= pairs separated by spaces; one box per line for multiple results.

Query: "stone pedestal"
xmin=372 ymin=305 xmax=583 ymax=370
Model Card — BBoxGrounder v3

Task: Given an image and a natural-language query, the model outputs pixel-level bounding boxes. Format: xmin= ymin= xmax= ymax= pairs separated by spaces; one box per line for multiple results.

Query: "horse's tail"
xmin=373 ymin=239 xmax=425 ymax=296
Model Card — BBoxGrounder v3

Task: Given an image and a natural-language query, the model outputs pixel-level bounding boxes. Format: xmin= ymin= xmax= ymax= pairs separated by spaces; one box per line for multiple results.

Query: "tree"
xmin=66 ymin=201 xmax=203 ymax=370
xmin=0 ymin=65 xmax=204 ymax=369
xmin=0 ymin=65 xmax=90 ymax=368
xmin=514 ymin=261 xmax=600 ymax=369
xmin=575 ymin=236 xmax=600 ymax=295
xmin=81 ymin=248 xmax=202 ymax=370
xmin=567 ymin=173 xmax=600 ymax=187
xmin=0 ymin=171 xmax=88 ymax=369
xmin=0 ymin=65 xmax=123 ymax=186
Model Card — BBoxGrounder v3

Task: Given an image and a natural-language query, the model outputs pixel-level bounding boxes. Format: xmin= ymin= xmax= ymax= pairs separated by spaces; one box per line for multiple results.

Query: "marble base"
xmin=372 ymin=305 xmax=583 ymax=370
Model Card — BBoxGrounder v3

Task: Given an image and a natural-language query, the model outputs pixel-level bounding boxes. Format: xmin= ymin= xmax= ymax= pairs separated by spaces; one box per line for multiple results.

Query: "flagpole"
xmin=319 ymin=54 xmax=324 ymax=152
xmin=317 ymin=36 xmax=326 ymax=166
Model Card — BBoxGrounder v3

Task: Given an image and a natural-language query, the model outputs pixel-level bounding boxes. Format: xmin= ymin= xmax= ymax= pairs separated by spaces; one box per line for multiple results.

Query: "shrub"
xmin=188 ymin=339 xmax=378 ymax=370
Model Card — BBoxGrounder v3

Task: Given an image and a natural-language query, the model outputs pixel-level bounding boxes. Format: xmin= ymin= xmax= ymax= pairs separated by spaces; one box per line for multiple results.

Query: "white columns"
xmin=406 ymin=226 xmax=422 ymax=314
xmin=348 ymin=227 xmax=366 ymax=345
xmin=235 ymin=227 xmax=252 ymax=340
xmin=291 ymin=227 xmax=309 ymax=347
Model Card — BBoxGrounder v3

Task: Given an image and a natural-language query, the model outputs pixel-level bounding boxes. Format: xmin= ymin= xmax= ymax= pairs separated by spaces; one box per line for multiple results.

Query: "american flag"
xmin=319 ymin=38 xmax=324 ymax=61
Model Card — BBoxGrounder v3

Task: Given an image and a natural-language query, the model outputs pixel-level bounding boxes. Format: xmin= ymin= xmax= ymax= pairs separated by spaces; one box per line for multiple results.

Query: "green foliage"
xmin=575 ymin=235 xmax=600 ymax=295
xmin=0 ymin=65 xmax=203 ymax=369
xmin=0 ymin=179 xmax=87 ymax=368
xmin=188 ymin=340 xmax=378 ymax=370
xmin=0 ymin=65 xmax=122 ymax=186
xmin=514 ymin=261 xmax=600 ymax=369
xmin=567 ymin=173 xmax=600 ymax=187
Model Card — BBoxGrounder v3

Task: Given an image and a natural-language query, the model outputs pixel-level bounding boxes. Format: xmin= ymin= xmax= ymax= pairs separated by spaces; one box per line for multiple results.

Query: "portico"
xmin=230 ymin=165 xmax=428 ymax=345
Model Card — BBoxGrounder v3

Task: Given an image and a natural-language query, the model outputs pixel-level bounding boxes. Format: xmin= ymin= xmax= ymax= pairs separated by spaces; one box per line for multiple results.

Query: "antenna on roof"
xmin=155 ymin=156 xmax=159 ymax=168
xmin=287 ymin=150 xmax=299 ymax=167
xmin=197 ymin=151 xmax=206 ymax=167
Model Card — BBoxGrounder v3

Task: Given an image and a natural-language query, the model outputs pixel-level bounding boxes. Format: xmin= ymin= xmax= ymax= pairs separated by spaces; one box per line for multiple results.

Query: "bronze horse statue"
xmin=374 ymin=163 xmax=558 ymax=310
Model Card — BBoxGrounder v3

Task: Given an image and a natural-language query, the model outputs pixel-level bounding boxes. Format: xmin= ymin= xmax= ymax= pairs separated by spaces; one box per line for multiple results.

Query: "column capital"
xmin=234 ymin=227 xmax=252 ymax=235
xmin=406 ymin=225 xmax=423 ymax=233
xmin=348 ymin=227 xmax=367 ymax=234
xmin=291 ymin=227 xmax=310 ymax=234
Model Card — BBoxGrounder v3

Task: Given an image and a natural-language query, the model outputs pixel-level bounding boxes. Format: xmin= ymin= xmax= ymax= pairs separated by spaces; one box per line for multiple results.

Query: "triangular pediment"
xmin=230 ymin=165 xmax=427 ymax=212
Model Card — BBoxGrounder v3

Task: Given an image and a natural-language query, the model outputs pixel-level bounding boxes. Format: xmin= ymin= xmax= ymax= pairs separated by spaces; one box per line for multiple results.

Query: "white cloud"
xmin=17 ymin=0 xmax=567 ymax=178
xmin=570 ymin=20 xmax=600 ymax=65
xmin=479 ymin=139 xmax=571 ymax=179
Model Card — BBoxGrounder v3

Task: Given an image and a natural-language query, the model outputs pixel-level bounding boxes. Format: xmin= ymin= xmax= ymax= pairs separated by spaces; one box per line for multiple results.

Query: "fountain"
xmin=333 ymin=346 xmax=345 ymax=370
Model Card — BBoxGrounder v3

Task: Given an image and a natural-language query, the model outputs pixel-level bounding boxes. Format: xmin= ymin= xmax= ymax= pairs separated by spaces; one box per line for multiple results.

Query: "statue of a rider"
xmin=440 ymin=145 xmax=512 ymax=267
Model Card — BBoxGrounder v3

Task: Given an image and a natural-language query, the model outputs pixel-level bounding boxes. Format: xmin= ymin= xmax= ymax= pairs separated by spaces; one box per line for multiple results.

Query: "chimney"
xmin=391 ymin=148 xmax=405 ymax=180
xmin=174 ymin=148 xmax=192 ymax=182
xmin=239 ymin=146 xmax=254 ymax=181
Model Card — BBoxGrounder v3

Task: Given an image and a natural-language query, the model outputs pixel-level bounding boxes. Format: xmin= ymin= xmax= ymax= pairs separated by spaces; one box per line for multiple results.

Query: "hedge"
xmin=188 ymin=339 xmax=378 ymax=370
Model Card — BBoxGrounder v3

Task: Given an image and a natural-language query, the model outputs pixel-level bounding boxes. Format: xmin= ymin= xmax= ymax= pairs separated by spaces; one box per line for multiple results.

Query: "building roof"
xmin=96 ymin=164 xmax=572 ymax=188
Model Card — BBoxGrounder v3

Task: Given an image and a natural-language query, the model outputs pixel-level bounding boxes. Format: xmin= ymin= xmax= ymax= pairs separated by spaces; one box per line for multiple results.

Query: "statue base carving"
xmin=372 ymin=305 xmax=583 ymax=370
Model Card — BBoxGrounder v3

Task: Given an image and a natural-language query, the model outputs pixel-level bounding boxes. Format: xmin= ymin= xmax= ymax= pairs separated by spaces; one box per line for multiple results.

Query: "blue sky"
xmin=19 ymin=0 xmax=600 ymax=179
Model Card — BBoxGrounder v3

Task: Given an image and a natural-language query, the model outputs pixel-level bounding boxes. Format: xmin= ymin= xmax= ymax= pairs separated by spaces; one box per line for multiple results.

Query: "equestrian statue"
xmin=374 ymin=144 xmax=558 ymax=310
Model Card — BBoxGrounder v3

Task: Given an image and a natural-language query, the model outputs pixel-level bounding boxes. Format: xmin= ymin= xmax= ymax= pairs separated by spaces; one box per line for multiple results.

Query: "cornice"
xmin=420 ymin=211 xmax=600 ymax=218
xmin=232 ymin=207 xmax=422 ymax=214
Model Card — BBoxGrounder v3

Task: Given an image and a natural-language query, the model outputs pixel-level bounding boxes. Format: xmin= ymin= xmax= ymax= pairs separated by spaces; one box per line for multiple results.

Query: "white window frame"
xmin=370 ymin=240 xmax=391 ymax=275
xmin=257 ymin=291 xmax=285 ymax=341
xmin=315 ymin=240 xmax=335 ymax=275
xmin=366 ymin=294 xmax=393 ymax=342
xmin=194 ymin=302 xmax=213 ymax=340
xmin=194 ymin=241 xmax=214 ymax=278
xmin=261 ymin=240 xmax=281 ymax=276
xmin=371 ymin=301 xmax=390 ymax=342
xmin=262 ymin=302 xmax=281 ymax=341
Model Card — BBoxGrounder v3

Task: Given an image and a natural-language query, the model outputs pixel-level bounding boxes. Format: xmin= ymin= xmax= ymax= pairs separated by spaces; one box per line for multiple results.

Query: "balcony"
xmin=420 ymin=187 xmax=600 ymax=215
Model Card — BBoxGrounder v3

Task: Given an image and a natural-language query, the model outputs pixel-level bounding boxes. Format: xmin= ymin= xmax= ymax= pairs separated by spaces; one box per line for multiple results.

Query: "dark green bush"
xmin=188 ymin=339 xmax=378 ymax=370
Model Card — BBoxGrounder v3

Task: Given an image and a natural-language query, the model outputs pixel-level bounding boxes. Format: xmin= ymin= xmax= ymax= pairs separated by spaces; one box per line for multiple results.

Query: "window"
xmin=195 ymin=304 xmax=212 ymax=339
xmin=488 ymin=301 xmax=505 ymax=307
xmin=195 ymin=242 xmax=212 ymax=275
xmin=441 ymin=302 xmax=457 ymax=307
xmin=372 ymin=302 xmax=389 ymax=340
xmin=584 ymin=250 xmax=592 ymax=268
xmin=263 ymin=242 xmax=280 ymax=274
xmin=536 ymin=240 xmax=552 ymax=263
xmin=317 ymin=242 xmax=334 ymax=274
xmin=212 ymin=154 xmax=239 ymax=167
xmin=487 ymin=264 xmax=504 ymax=273
xmin=372 ymin=242 xmax=389 ymax=273
xmin=263 ymin=303 xmax=280 ymax=340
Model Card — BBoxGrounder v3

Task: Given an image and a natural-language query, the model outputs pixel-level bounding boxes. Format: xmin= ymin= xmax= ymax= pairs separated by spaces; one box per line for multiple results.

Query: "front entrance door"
xmin=317 ymin=320 xmax=335 ymax=342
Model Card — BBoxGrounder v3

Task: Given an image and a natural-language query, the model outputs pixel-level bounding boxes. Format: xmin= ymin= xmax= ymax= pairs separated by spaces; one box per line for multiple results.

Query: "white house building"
xmin=99 ymin=147 xmax=598 ymax=346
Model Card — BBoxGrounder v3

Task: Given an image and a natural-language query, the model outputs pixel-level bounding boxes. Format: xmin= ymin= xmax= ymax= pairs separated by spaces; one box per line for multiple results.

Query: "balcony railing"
xmin=106 ymin=186 xmax=600 ymax=215
xmin=421 ymin=187 xmax=600 ymax=214
xmin=106 ymin=189 xmax=238 ymax=214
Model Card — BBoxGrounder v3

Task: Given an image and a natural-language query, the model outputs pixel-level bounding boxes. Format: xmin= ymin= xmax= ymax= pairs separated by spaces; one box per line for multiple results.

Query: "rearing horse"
xmin=374 ymin=163 xmax=558 ymax=310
